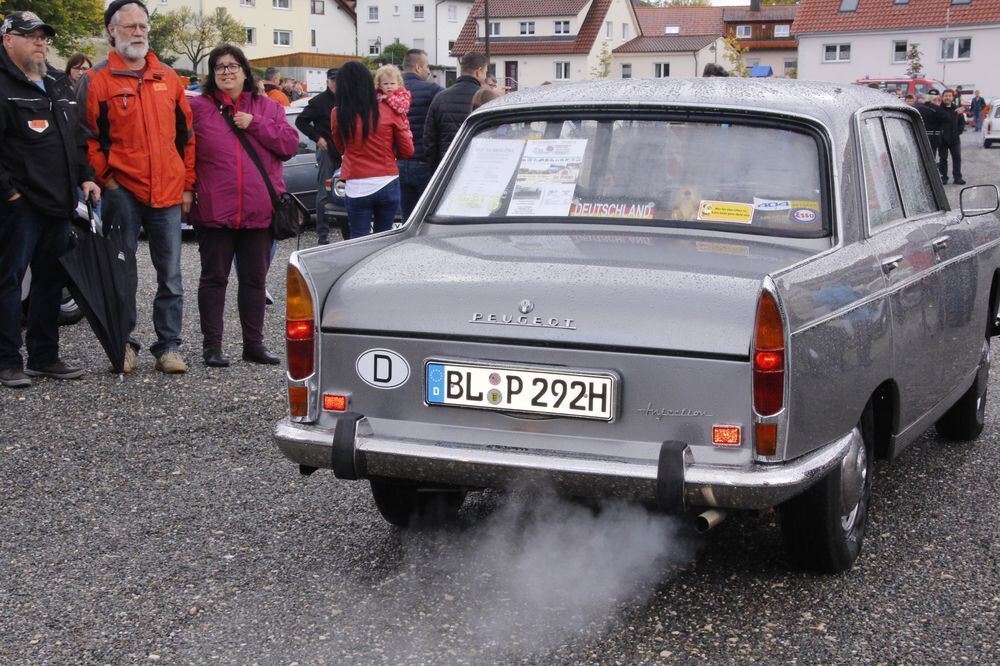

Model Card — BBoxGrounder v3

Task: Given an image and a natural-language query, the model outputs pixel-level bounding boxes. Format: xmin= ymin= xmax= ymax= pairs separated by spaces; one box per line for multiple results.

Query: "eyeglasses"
xmin=213 ymin=63 xmax=242 ymax=74
xmin=12 ymin=32 xmax=53 ymax=45
xmin=116 ymin=22 xmax=150 ymax=33
xmin=72 ymin=65 xmax=91 ymax=71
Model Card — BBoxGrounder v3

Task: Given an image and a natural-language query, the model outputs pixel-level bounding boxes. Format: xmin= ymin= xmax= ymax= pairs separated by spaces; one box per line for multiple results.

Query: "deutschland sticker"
xmin=27 ymin=119 xmax=48 ymax=133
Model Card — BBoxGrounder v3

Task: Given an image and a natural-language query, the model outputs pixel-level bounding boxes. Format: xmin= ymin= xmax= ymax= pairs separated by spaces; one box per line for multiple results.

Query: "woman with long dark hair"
xmin=64 ymin=53 xmax=92 ymax=84
xmin=331 ymin=61 xmax=414 ymax=238
xmin=188 ymin=44 xmax=299 ymax=368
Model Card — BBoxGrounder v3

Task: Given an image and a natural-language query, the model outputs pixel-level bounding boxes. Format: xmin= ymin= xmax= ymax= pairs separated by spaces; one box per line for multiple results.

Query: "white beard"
xmin=119 ymin=41 xmax=148 ymax=60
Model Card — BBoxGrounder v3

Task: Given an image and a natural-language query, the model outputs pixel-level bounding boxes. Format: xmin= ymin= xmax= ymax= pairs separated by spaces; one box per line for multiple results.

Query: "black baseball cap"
xmin=104 ymin=0 xmax=148 ymax=28
xmin=327 ymin=67 xmax=339 ymax=79
xmin=1 ymin=11 xmax=56 ymax=37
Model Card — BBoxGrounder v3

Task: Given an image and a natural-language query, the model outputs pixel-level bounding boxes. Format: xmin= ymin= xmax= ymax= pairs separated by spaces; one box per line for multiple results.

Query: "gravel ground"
xmin=2 ymin=134 xmax=999 ymax=664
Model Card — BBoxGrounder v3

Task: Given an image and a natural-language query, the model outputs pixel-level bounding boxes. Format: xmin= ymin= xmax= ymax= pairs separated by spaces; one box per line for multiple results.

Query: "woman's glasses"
xmin=213 ymin=63 xmax=242 ymax=74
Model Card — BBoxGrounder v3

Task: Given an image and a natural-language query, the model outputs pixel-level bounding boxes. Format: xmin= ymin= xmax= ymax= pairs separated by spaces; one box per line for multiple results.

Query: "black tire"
xmin=779 ymin=404 xmax=874 ymax=573
xmin=57 ymin=290 xmax=84 ymax=326
xmin=370 ymin=479 xmax=466 ymax=528
xmin=936 ymin=339 xmax=989 ymax=441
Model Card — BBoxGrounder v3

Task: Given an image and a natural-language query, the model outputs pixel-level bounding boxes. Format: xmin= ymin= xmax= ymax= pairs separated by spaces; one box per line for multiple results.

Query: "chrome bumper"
xmin=272 ymin=416 xmax=858 ymax=510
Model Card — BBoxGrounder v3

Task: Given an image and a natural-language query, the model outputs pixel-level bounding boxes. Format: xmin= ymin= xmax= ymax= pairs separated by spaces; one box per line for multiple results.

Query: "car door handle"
xmin=931 ymin=235 xmax=950 ymax=252
xmin=881 ymin=255 xmax=903 ymax=275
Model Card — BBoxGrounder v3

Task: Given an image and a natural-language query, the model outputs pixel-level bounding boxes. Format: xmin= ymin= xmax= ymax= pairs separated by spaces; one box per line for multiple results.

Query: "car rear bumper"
xmin=272 ymin=416 xmax=858 ymax=510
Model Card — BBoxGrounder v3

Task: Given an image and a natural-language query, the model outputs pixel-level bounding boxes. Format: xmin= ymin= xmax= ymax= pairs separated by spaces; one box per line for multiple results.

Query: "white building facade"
xmin=357 ymin=0 xmax=473 ymax=67
xmin=308 ymin=0 xmax=358 ymax=55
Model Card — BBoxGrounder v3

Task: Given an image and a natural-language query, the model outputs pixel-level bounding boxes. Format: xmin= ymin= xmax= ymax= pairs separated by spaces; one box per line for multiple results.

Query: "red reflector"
xmin=288 ymin=386 xmax=309 ymax=417
xmin=754 ymin=350 xmax=784 ymax=372
xmin=755 ymin=423 xmax=778 ymax=456
xmin=712 ymin=425 xmax=741 ymax=446
xmin=286 ymin=320 xmax=313 ymax=340
xmin=323 ymin=394 xmax=347 ymax=411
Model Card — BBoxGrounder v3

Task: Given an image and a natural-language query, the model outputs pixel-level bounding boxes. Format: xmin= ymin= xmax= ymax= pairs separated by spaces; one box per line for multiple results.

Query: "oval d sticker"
xmin=356 ymin=349 xmax=410 ymax=389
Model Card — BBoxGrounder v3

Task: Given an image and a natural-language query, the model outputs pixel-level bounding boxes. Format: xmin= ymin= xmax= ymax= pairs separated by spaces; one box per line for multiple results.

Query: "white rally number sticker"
xmin=356 ymin=349 xmax=410 ymax=389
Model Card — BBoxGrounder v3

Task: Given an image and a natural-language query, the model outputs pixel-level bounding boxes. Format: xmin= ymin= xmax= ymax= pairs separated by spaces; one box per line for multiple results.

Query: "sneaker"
xmin=0 ymin=367 xmax=32 ymax=388
xmin=24 ymin=360 xmax=84 ymax=380
xmin=155 ymin=351 xmax=188 ymax=374
xmin=121 ymin=345 xmax=137 ymax=374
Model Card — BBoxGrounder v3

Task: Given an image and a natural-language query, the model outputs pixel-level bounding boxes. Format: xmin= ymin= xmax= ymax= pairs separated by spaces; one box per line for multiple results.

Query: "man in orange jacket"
xmin=263 ymin=67 xmax=290 ymax=107
xmin=78 ymin=0 xmax=195 ymax=374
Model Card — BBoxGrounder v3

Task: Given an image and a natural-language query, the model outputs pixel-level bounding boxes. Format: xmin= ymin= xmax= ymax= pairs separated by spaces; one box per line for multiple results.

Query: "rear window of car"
xmin=432 ymin=117 xmax=828 ymax=238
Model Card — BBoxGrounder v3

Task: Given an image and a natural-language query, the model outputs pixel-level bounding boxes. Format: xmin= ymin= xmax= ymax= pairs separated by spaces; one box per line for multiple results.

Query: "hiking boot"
xmin=24 ymin=359 xmax=84 ymax=380
xmin=155 ymin=351 xmax=188 ymax=374
xmin=118 ymin=344 xmax=138 ymax=374
xmin=0 ymin=367 xmax=32 ymax=388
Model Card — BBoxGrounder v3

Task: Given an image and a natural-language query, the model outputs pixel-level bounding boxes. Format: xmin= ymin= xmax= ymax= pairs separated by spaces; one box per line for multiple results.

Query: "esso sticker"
xmin=356 ymin=349 xmax=410 ymax=389
xmin=791 ymin=208 xmax=818 ymax=223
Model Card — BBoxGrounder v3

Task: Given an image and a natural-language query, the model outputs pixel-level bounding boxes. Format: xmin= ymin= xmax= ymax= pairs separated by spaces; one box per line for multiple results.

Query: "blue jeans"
xmin=398 ymin=160 xmax=433 ymax=221
xmin=102 ymin=186 xmax=183 ymax=358
xmin=345 ymin=179 xmax=400 ymax=239
xmin=0 ymin=197 xmax=70 ymax=370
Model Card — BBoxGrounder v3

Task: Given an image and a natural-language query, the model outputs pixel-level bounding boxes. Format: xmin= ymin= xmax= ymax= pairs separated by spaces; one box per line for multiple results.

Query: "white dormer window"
xmin=774 ymin=24 xmax=790 ymax=38
xmin=488 ymin=21 xmax=500 ymax=36
xmin=606 ymin=21 xmax=612 ymax=37
xmin=554 ymin=20 xmax=570 ymax=34
xmin=520 ymin=21 xmax=535 ymax=35
xmin=622 ymin=23 xmax=629 ymax=39
xmin=664 ymin=26 xmax=680 ymax=35
xmin=736 ymin=25 xmax=752 ymax=39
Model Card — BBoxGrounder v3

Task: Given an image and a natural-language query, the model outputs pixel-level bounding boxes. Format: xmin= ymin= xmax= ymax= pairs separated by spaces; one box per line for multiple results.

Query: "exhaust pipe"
xmin=695 ymin=509 xmax=727 ymax=533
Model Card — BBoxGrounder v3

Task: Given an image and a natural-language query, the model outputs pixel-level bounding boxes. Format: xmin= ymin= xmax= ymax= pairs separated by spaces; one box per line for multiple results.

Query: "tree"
xmin=905 ymin=43 xmax=923 ymax=77
xmin=722 ymin=34 xmax=748 ymax=77
xmin=0 ymin=0 xmax=104 ymax=57
xmin=148 ymin=10 xmax=177 ymax=67
xmin=154 ymin=6 xmax=245 ymax=73
xmin=364 ymin=41 xmax=409 ymax=69
xmin=590 ymin=40 xmax=612 ymax=78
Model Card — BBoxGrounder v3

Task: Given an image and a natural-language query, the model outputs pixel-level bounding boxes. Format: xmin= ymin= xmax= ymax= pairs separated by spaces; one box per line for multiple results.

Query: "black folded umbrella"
xmin=59 ymin=197 xmax=130 ymax=373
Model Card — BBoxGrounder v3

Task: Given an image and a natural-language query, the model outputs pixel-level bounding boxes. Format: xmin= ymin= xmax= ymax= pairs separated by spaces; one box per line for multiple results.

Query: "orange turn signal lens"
xmin=323 ymin=394 xmax=347 ymax=411
xmin=288 ymin=386 xmax=309 ymax=417
xmin=755 ymin=423 xmax=778 ymax=457
xmin=712 ymin=425 xmax=742 ymax=447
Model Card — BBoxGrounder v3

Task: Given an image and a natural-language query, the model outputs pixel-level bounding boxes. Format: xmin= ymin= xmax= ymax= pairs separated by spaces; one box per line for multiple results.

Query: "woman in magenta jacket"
xmin=189 ymin=44 xmax=299 ymax=368
xmin=331 ymin=61 xmax=414 ymax=238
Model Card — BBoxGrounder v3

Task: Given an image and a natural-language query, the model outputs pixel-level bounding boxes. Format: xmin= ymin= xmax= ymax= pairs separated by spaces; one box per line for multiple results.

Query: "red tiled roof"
xmin=634 ymin=6 xmax=725 ymax=36
xmin=470 ymin=0 xmax=591 ymax=19
xmin=723 ymin=6 xmax=797 ymax=22
xmin=613 ymin=34 xmax=717 ymax=53
xmin=453 ymin=0 xmax=613 ymax=56
xmin=793 ymin=0 xmax=1000 ymax=34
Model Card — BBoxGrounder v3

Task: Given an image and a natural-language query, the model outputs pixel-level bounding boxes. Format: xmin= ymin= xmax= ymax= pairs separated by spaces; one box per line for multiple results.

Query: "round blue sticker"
xmin=790 ymin=208 xmax=818 ymax=223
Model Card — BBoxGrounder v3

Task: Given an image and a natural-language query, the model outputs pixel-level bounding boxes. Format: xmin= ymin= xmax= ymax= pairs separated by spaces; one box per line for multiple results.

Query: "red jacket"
xmin=331 ymin=99 xmax=414 ymax=181
xmin=78 ymin=50 xmax=195 ymax=208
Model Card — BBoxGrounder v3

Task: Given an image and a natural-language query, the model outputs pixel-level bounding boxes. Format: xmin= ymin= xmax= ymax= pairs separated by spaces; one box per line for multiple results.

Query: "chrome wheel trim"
xmin=840 ymin=431 xmax=868 ymax=534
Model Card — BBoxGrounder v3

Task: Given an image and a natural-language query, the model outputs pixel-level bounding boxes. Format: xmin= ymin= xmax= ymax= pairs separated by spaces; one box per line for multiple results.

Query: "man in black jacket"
xmin=936 ymin=89 xmax=966 ymax=185
xmin=424 ymin=51 xmax=488 ymax=170
xmin=399 ymin=49 xmax=442 ymax=219
xmin=916 ymin=90 xmax=944 ymax=159
xmin=294 ymin=67 xmax=345 ymax=244
xmin=0 ymin=12 xmax=100 ymax=388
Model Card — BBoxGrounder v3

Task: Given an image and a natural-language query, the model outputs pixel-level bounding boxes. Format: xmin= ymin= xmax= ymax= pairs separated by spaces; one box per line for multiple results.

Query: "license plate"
xmin=425 ymin=360 xmax=617 ymax=421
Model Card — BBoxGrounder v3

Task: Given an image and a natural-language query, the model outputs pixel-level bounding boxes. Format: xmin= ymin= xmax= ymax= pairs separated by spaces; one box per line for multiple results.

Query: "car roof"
xmin=477 ymin=77 xmax=908 ymax=126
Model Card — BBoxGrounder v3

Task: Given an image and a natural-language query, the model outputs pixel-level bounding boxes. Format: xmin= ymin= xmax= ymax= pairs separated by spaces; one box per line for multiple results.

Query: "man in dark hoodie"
xmin=424 ymin=51 xmax=488 ymax=170
xmin=295 ymin=67 xmax=345 ymax=244
xmin=398 ymin=49 xmax=442 ymax=220
xmin=0 ymin=11 xmax=100 ymax=388
xmin=935 ymin=89 xmax=967 ymax=185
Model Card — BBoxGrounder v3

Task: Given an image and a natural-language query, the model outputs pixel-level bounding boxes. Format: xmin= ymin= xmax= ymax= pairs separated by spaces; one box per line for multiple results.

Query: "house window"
xmin=369 ymin=40 xmax=381 ymax=55
xmin=736 ymin=25 xmax=751 ymax=39
xmin=622 ymin=23 xmax=629 ymax=39
xmin=745 ymin=58 xmax=760 ymax=67
xmin=273 ymin=0 xmax=290 ymax=8
xmin=664 ymin=26 xmax=680 ymax=35
xmin=488 ymin=21 xmax=500 ymax=36
xmin=894 ymin=0 xmax=908 ymax=4
xmin=823 ymin=43 xmax=851 ymax=62
xmin=774 ymin=24 xmax=790 ymax=38
xmin=273 ymin=30 xmax=292 ymax=46
xmin=554 ymin=20 xmax=570 ymax=34
xmin=448 ymin=40 xmax=455 ymax=51
xmin=952 ymin=0 xmax=971 ymax=4
xmin=240 ymin=0 xmax=255 ymax=6
xmin=448 ymin=4 xmax=456 ymax=21
xmin=311 ymin=0 xmax=324 ymax=13
xmin=621 ymin=63 xmax=631 ymax=79
xmin=413 ymin=38 xmax=425 ymax=49
xmin=555 ymin=62 xmax=570 ymax=80
xmin=311 ymin=29 xmax=316 ymax=46
xmin=393 ymin=4 xmax=399 ymax=14
xmin=839 ymin=0 xmax=859 ymax=11
xmin=245 ymin=27 xmax=256 ymax=43
xmin=159 ymin=0 xmax=167 ymax=5
xmin=941 ymin=37 xmax=971 ymax=60
xmin=892 ymin=40 xmax=908 ymax=63
xmin=654 ymin=63 xmax=669 ymax=78
xmin=606 ymin=21 xmax=612 ymax=37
xmin=784 ymin=58 xmax=797 ymax=72
xmin=414 ymin=4 xmax=424 ymax=19
xmin=368 ymin=5 xmax=378 ymax=20
xmin=520 ymin=21 xmax=535 ymax=35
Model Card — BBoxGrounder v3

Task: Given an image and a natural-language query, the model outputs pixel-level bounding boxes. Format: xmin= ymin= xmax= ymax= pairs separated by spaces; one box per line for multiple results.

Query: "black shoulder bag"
xmin=218 ymin=103 xmax=308 ymax=240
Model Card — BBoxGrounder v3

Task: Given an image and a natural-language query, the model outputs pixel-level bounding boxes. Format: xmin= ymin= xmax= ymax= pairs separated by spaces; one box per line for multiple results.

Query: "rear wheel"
xmin=370 ymin=479 xmax=466 ymax=528
xmin=779 ymin=404 xmax=874 ymax=573
xmin=936 ymin=339 xmax=989 ymax=441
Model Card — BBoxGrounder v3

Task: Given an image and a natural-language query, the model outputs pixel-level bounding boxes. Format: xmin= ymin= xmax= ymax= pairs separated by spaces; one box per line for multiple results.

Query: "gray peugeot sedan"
xmin=272 ymin=79 xmax=1000 ymax=573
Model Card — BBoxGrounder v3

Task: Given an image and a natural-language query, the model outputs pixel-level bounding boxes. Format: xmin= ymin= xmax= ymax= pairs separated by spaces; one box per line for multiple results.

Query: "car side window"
xmin=883 ymin=116 xmax=939 ymax=217
xmin=860 ymin=117 xmax=904 ymax=231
